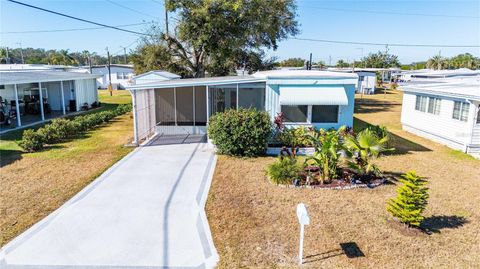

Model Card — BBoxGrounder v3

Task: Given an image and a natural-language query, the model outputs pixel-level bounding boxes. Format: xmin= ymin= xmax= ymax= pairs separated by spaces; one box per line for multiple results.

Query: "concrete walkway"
xmin=0 ymin=138 xmax=219 ymax=268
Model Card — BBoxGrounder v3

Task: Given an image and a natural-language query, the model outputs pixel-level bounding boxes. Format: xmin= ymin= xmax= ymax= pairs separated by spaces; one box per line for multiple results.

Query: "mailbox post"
xmin=296 ymin=203 xmax=310 ymax=265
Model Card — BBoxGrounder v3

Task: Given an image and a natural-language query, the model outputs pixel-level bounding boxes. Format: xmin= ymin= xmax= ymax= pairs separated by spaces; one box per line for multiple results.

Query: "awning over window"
xmin=279 ymin=86 xmax=348 ymax=106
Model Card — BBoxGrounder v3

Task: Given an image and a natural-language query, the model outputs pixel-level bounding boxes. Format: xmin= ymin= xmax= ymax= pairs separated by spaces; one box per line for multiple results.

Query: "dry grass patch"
xmin=0 ymin=91 xmax=133 ymax=246
xmin=206 ymin=90 xmax=480 ymax=268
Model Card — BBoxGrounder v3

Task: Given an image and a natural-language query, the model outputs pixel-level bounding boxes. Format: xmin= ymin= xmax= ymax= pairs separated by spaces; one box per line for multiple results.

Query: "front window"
xmin=415 ymin=95 xmax=428 ymax=112
xmin=452 ymin=101 xmax=470 ymax=122
xmin=281 ymin=105 xmax=308 ymax=123
xmin=427 ymin=97 xmax=441 ymax=115
xmin=312 ymin=105 xmax=339 ymax=123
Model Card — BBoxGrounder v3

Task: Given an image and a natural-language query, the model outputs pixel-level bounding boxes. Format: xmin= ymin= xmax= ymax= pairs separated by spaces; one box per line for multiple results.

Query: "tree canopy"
xmin=336 ymin=59 xmax=350 ymax=68
xmin=277 ymin=57 xmax=306 ymax=67
xmin=359 ymin=51 xmax=401 ymax=68
xmin=427 ymin=53 xmax=480 ymax=70
xmin=132 ymin=0 xmax=299 ymax=77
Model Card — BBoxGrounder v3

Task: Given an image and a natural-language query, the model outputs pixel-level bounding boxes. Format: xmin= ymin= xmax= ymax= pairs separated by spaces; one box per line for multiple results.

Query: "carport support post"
xmin=236 ymin=83 xmax=239 ymax=110
xmin=192 ymin=86 xmax=196 ymax=126
xmin=60 ymin=80 xmax=66 ymax=115
xmin=38 ymin=82 xmax=45 ymax=121
xmin=206 ymin=85 xmax=209 ymax=123
xmin=14 ymin=84 xmax=21 ymax=127
xmin=173 ymin=87 xmax=177 ymax=126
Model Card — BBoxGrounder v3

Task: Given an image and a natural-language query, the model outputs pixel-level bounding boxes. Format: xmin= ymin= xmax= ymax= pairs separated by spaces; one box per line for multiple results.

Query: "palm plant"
xmin=305 ymin=129 xmax=342 ymax=184
xmin=344 ymin=128 xmax=393 ymax=179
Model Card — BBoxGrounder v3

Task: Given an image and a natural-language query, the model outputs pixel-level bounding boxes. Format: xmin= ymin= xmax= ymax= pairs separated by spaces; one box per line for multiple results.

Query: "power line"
xmin=105 ymin=0 xmax=158 ymax=19
xmin=6 ymin=0 xmax=149 ymax=36
xmin=291 ymin=37 xmax=480 ymax=48
xmin=299 ymin=5 xmax=479 ymax=19
xmin=1 ymin=22 xmax=152 ymax=34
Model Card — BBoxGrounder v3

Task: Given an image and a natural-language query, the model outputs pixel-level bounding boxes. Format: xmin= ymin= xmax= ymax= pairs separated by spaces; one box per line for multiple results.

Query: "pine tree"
xmin=386 ymin=171 xmax=429 ymax=228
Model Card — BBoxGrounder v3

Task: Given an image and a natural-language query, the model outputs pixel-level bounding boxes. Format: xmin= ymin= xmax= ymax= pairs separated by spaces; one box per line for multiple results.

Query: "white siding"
xmin=401 ymin=92 xmax=472 ymax=149
xmin=74 ymin=79 xmax=98 ymax=110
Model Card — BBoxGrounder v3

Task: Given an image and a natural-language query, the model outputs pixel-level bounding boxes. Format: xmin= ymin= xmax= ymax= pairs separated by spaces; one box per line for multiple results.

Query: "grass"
xmin=206 ymin=89 xmax=480 ymax=268
xmin=0 ymin=90 xmax=133 ymax=246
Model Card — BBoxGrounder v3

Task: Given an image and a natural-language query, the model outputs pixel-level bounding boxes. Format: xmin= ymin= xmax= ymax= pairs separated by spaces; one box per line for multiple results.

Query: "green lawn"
xmin=0 ymin=90 xmax=133 ymax=246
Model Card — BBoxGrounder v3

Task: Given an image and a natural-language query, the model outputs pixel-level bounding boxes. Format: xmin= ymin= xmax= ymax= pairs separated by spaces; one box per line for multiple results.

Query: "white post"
xmin=193 ymin=86 xmax=196 ymax=126
xmin=236 ymin=83 xmax=239 ymax=110
xmin=299 ymin=224 xmax=304 ymax=265
xmin=206 ymin=85 xmax=210 ymax=123
xmin=131 ymin=90 xmax=139 ymax=145
xmin=173 ymin=87 xmax=177 ymax=126
xmin=14 ymin=84 xmax=21 ymax=127
xmin=60 ymin=81 xmax=66 ymax=115
xmin=38 ymin=82 xmax=45 ymax=121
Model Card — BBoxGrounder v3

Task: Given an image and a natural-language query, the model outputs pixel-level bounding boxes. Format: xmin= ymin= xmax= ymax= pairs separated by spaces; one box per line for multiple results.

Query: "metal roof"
xmin=128 ymin=75 xmax=265 ymax=90
xmin=401 ymin=76 xmax=480 ymax=101
xmin=132 ymin=70 xmax=181 ymax=80
xmin=127 ymin=70 xmax=359 ymax=90
xmin=0 ymin=71 xmax=102 ymax=85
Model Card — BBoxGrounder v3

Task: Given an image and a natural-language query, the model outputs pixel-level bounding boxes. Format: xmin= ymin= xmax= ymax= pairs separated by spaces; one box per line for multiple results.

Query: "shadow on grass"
xmin=421 ymin=215 xmax=469 ymax=234
xmin=354 ymin=97 xmax=400 ymax=114
xmin=303 ymin=242 xmax=365 ymax=264
xmin=0 ymin=149 xmax=23 ymax=167
xmin=354 ymin=118 xmax=431 ymax=155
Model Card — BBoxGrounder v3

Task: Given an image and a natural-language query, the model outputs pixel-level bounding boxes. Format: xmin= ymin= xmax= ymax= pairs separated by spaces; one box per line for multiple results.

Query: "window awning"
xmin=279 ymin=86 xmax=349 ymax=106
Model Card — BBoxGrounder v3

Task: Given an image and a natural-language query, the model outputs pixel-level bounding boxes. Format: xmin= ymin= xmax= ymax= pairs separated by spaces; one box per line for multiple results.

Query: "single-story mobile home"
xmin=90 ymin=64 xmax=134 ymax=90
xmin=131 ymin=70 xmax=181 ymax=85
xmin=400 ymin=76 xmax=480 ymax=158
xmin=126 ymin=70 xmax=358 ymax=144
xmin=0 ymin=70 xmax=101 ymax=132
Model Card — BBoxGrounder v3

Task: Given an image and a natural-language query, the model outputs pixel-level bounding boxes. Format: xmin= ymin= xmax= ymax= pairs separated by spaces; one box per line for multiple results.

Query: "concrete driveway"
xmin=0 ymin=135 xmax=218 ymax=268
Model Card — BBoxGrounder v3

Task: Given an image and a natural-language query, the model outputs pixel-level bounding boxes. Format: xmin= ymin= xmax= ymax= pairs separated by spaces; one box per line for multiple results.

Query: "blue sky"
xmin=1 ymin=0 xmax=479 ymax=64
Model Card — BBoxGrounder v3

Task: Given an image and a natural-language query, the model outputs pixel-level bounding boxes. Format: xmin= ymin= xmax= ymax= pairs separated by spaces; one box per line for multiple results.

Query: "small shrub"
xmin=277 ymin=126 xmax=316 ymax=147
xmin=267 ymin=156 xmax=301 ymax=185
xmin=19 ymin=129 xmax=45 ymax=152
xmin=50 ymin=118 xmax=76 ymax=138
xmin=386 ymin=171 xmax=429 ymax=228
xmin=37 ymin=124 xmax=62 ymax=144
xmin=208 ymin=108 xmax=272 ymax=157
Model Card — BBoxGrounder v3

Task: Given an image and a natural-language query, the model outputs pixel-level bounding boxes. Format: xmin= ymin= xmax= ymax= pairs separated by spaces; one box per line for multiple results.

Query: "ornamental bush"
xmin=266 ymin=155 xmax=301 ymax=185
xmin=18 ymin=129 xmax=45 ymax=152
xmin=18 ymin=104 xmax=132 ymax=152
xmin=386 ymin=171 xmax=429 ymax=228
xmin=208 ymin=108 xmax=272 ymax=157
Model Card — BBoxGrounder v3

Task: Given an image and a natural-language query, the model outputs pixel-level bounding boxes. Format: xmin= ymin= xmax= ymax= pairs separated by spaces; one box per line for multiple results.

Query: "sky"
xmin=0 ymin=0 xmax=479 ymax=64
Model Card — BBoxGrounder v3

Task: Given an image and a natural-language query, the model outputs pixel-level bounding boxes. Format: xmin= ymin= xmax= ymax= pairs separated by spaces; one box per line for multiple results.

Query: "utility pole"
xmin=122 ymin=47 xmax=127 ymax=64
xmin=164 ymin=0 xmax=169 ymax=36
xmin=106 ymin=47 xmax=113 ymax=96
xmin=16 ymin=43 xmax=24 ymax=64
xmin=328 ymin=55 xmax=332 ymax=67
xmin=308 ymin=53 xmax=312 ymax=70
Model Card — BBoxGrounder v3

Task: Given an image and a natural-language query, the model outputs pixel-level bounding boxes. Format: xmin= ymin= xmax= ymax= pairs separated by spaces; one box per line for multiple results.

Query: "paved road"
xmin=1 ymin=136 xmax=218 ymax=268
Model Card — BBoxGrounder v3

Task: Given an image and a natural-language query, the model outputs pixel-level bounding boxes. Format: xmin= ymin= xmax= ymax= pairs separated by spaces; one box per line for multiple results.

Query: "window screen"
xmin=281 ymin=105 xmax=308 ymax=122
xmin=453 ymin=101 xmax=470 ymax=122
xmin=415 ymin=95 xmax=427 ymax=112
xmin=312 ymin=105 xmax=339 ymax=123
xmin=194 ymin=86 xmax=207 ymax=126
xmin=427 ymin=97 xmax=441 ymax=115
xmin=155 ymin=88 xmax=175 ymax=125
xmin=175 ymin=87 xmax=194 ymax=126
xmin=477 ymin=106 xmax=480 ymax=124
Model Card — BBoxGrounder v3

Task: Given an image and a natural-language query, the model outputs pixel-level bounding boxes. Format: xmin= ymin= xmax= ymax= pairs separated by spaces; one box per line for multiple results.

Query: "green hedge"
xmin=19 ymin=104 xmax=132 ymax=152
xmin=207 ymin=108 xmax=272 ymax=157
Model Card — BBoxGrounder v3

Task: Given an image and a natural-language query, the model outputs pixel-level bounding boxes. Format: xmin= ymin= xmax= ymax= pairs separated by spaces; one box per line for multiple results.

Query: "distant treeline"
xmin=0 ymin=47 xmax=129 ymax=66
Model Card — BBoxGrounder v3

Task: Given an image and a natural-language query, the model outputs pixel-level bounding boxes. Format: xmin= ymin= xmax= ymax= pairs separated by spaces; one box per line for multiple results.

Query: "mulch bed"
xmin=275 ymin=177 xmax=386 ymax=190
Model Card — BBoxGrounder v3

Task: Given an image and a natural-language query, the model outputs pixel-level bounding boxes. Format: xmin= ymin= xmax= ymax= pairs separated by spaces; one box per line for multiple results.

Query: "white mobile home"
xmin=90 ymin=64 xmax=134 ymax=90
xmin=126 ymin=70 xmax=358 ymax=144
xmin=401 ymin=76 xmax=480 ymax=158
xmin=131 ymin=70 xmax=181 ymax=85
xmin=0 ymin=70 xmax=101 ymax=132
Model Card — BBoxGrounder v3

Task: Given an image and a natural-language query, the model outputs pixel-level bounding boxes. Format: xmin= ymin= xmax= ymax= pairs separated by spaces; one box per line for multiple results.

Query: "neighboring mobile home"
xmin=400 ymin=76 xmax=480 ymax=159
xmin=131 ymin=70 xmax=181 ymax=84
xmin=0 ymin=70 xmax=101 ymax=132
xmin=90 ymin=64 xmax=134 ymax=90
xmin=126 ymin=70 xmax=358 ymax=144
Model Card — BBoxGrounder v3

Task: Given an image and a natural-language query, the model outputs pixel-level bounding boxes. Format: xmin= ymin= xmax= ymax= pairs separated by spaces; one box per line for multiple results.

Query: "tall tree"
xmin=336 ymin=59 xmax=349 ymax=68
xmin=360 ymin=51 xmax=400 ymax=68
xmin=426 ymin=54 xmax=448 ymax=70
xmin=133 ymin=0 xmax=299 ymax=77
xmin=278 ymin=57 xmax=306 ymax=67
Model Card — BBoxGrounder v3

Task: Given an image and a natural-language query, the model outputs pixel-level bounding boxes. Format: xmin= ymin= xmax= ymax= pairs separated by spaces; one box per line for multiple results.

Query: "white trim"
xmin=60 ymin=80 xmax=66 ymax=115
xmin=206 ymin=85 xmax=210 ymax=123
xmin=193 ymin=86 xmax=196 ymax=127
xmin=173 ymin=87 xmax=177 ymax=126
xmin=236 ymin=83 xmax=239 ymax=110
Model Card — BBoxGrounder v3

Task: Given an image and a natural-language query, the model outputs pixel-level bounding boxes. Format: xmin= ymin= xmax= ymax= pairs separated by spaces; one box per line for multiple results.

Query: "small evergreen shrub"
xmin=266 ymin=156 xmax=301 ymax=185
xmin=18 ymin=129 xmax=45 ymax=152
xmin=208 ymin=108 xmax=272 ymax=157
xmin=386 ymin=171 xmax=429 ymax=228
xmin=37 ymin=124 xmax=63 ymax=144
